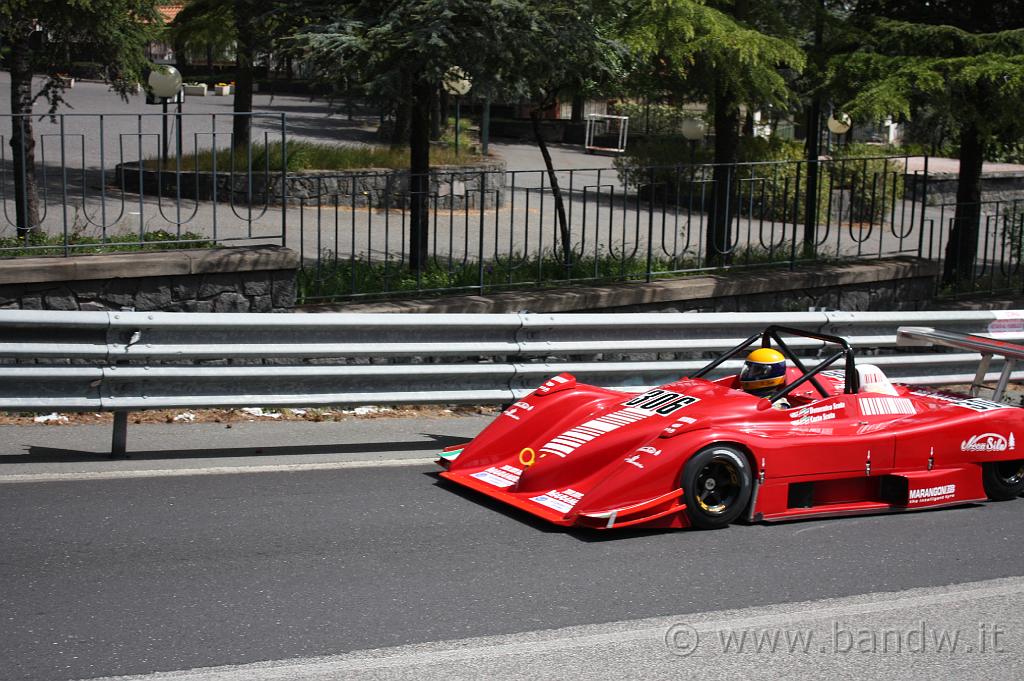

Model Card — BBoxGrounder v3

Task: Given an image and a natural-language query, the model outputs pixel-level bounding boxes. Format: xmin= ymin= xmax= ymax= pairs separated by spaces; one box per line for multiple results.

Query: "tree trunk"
xmin=232 ymin=0 xmax=255 ymax=151
xmin=9 ymin=31 xmax=41 ymax=239
xmin=206 ymin=43 xmax=214 ymax=82
xmin=570 ymin=94 xmax=585 ymax=123
xmin=803 ymin=95 xmax=822 ymax=253
xmin=802 ymin=0 xmax=825 ymax=255
xmin=391 ymin=100 xmax=411 ymax=146
xmin=707 ymin=82 xmax=740 ymax=266
xmin=942 ymin=122 xmax=985 ymax=286
xmin=742 ymin=109 xmax=755 ymax=137
xmin=429 ymin=83 xmax=442 ymax=141
xmin=408 ymin=79 xmax=432 ymax=273
xmin=531 ymin=110 xmax=572 ymax=267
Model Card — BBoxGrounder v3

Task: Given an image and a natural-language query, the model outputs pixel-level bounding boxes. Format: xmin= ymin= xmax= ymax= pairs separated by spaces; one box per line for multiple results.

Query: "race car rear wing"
xmin=897 ymin=326 xmax=1024 ymax=401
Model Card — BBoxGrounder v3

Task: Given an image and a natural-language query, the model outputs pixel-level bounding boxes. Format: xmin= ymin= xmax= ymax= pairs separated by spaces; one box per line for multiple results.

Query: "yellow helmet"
xmin=740 ymin=348 xmax=787 ymax=396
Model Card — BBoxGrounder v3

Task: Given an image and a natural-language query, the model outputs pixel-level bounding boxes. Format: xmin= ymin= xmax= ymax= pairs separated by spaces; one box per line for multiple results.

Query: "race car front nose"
xmin=576 ymin=488 xmax=685 ymax=529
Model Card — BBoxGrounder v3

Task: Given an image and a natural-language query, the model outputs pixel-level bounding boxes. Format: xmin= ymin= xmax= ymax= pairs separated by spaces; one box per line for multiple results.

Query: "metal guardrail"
xmin=1 ymin=309 xmax=1022 ymax=454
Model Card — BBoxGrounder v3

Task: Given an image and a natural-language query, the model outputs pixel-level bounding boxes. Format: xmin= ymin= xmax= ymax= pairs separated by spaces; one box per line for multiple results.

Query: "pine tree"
xmin=622 ymin=0 xmax=805 ymax=264
xmin=832 ymin=5 xmax=1024 ymax=285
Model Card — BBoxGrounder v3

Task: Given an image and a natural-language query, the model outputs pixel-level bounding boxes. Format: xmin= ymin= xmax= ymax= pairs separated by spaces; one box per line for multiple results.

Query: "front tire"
xmin=982 ymin=460 xmax=1024 ymax=501
xmin=681 ymin=445 xmax=753 ymax=530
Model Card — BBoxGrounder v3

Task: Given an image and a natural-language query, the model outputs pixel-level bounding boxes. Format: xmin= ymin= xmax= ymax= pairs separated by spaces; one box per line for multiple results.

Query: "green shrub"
xmin=144 ymin=140 xmax=483 ymax=173
xmin=0 ymin=230 xmax=214 ymax=257
xmin=614 ymin=136 xmax=905 ymax=224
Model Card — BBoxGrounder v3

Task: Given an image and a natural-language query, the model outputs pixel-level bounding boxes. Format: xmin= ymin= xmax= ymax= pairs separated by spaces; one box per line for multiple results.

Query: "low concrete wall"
xmin=311 ymin=258 xmax=940 ymax=314
xmin=0 ymin=246 xmax=298 ymax=312
xmin=905 ymin=171 xmax=1024 ymax=206
xmin=115 ymin=161 xmax=508 ymax=209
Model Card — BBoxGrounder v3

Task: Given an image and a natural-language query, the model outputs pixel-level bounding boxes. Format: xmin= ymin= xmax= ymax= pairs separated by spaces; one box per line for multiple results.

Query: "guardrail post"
xmin=111 ymin=411 xmax=129 ymax=458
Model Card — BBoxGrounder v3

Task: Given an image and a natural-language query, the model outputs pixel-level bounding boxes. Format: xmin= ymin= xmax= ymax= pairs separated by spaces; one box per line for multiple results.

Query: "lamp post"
xmin=148 ymin=66 xmax=183 ymax=165
xmin=827 ymin=112 xmax=852 ymax=152
xmin=442 ymin=67 xmax=472 ymax=156
xmin=681 ymin=117 xmax=705 ymax=166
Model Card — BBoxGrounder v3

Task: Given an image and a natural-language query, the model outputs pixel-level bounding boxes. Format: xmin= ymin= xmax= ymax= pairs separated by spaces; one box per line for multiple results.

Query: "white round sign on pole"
xmin=681 ymin=117 xmax=706 ymax=141
xmin=442 ymin=67 xmax=472 ymax=96
xmin=827 ymin=112 xmax=852 ymax=135
xmin=148 ymin=65 xmax=183 ymax=99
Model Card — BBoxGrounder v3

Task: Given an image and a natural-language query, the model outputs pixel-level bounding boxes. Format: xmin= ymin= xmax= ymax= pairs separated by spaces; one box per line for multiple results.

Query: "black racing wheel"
xmin=681 ymin=445 xmax=753 ymax=529
xmin=982 ymin=460 xmax=1024 ymax=501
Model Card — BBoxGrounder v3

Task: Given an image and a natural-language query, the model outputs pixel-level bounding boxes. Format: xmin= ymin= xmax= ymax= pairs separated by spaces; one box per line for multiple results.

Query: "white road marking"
xmin=84 ymin=576 xmax=1024 ymax=680
xmin=0 ymin=457 xmax=437 ymax=484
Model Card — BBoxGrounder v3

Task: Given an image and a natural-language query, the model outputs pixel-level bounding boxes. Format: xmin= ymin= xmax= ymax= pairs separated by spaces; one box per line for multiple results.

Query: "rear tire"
xmin=681 ymin=445 xmax=753 ymax=530
xmin=982 ymin=460 xmax=1024 ymax=501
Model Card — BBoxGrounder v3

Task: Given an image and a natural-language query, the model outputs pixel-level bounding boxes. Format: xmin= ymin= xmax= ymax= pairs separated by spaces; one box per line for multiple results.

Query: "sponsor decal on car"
xmin=662 ymin=416 xmax=698 ymax=437
xmin=910 ymin=389 xmax=1013 ymax=412
xmin=470 ymin=465 xmax=523 ymax=488
xmin=907 ymin=484 xmax=956 ymax=504
xmin=859 ymin=396 xmax=916 ymax=416
xmin=625 ymin=445 xmax=664 ymax=469
xmin=502 ymin=401 xmax=535 ymax=421
xmin=530 ymin=488 xmax=584 ymax=514
xmin=623 ymin=389 xmax=701 ymax=415
xmin=538 ymin=407 xmax=653 ymax=458
xmin=960 ymin=432 xmax=1016 ymax=453
xmin=789 ymin=402 xmax=844 ymax=425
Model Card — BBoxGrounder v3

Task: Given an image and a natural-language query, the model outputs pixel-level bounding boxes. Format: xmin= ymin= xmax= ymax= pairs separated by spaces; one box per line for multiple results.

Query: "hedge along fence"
xmin=613 ymin=137 xmax=907 ymax=225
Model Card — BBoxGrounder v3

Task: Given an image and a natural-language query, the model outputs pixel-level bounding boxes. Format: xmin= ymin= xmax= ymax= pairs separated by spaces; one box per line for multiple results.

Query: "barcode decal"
xmin=860 ymin=397 xmax=916 ymax=416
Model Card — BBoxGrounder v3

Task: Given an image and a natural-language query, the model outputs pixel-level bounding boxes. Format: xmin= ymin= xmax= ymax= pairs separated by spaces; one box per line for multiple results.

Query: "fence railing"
xmin=1 ymin=112 xmax=288 ymax=255
xmin=3 ymin=113 xmax=1022 ymax=302
xmin=294 ymin=155 xmax=933 ymax=301
xmin=1 ymin=309 xmax=1021 ymax=454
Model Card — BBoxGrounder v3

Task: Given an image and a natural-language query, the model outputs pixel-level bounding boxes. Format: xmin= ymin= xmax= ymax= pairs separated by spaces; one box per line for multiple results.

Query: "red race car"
xmin=438 ymin=326 xmax=1024 ymax=530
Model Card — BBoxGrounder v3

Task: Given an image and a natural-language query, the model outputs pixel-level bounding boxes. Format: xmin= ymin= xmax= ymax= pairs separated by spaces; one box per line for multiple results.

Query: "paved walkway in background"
xmin=2 ymin=73 xmax=1021 ymax=272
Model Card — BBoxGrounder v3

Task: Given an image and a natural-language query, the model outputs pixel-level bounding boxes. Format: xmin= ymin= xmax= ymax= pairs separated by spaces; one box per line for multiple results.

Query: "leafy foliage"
xmin=0 ymin=230 xmax=214 ymax=257
xmin=142 ymin=141 xmax=483 ymax=172
xmin=622 ymin=0 xmax=806 ymax=112
xmin=0 ymin=0 xmax=161 ymax=108
xmin=613 ymin=139 xmax=905 ymax=223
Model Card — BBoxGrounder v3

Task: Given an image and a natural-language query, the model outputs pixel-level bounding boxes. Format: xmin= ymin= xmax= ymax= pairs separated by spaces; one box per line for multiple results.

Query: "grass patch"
xmin=0 ymin=230 xmax=216 ymax=257
xmin=296 ymin=246 xmax=824 ymax=303
xmin=143 ymin=141 xmax=485 ymax=173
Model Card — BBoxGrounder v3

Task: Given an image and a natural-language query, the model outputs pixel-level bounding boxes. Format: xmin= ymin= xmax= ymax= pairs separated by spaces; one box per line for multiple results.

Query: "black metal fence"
xmin=2 ymin=113 xmax=1021 ymax=302
xmin=0 ymin=112 xmax=288 ymax=255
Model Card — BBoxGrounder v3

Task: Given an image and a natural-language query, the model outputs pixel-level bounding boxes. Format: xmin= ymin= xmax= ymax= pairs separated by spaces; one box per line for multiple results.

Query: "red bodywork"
xmin=439 ymin=368 xmax=1023 ymax=530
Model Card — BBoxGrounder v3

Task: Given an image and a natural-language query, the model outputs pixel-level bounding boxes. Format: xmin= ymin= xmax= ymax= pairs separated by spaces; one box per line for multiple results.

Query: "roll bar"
xmin=690 ymin=325 xmax=859 ymax=402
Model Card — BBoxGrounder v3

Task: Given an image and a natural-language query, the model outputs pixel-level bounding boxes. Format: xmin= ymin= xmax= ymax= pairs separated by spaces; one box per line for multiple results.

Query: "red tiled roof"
xmin=157 ymin=3 xmax=185 ymax=23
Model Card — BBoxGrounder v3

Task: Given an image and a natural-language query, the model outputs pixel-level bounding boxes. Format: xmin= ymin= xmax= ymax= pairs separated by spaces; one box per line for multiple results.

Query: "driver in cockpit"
xmin=739 ymin=348 xmax=790 ymax=408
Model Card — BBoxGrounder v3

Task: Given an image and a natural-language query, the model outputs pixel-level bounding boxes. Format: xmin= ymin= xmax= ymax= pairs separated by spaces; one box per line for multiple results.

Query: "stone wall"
xmin=312 ymin=257 xmax=941 ymax=314
xmin=904 ymin=171 xmax=1024 ymax=206
xmin=0 ymin=246 xmax=298 ymax=312
xmin=115 ymin=161 xmax=509 ymax=209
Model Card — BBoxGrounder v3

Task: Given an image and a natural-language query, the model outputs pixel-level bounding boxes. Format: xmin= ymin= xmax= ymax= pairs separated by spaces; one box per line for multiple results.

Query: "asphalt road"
xmin=2 ymin=417 xmax=1024 ymax=680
